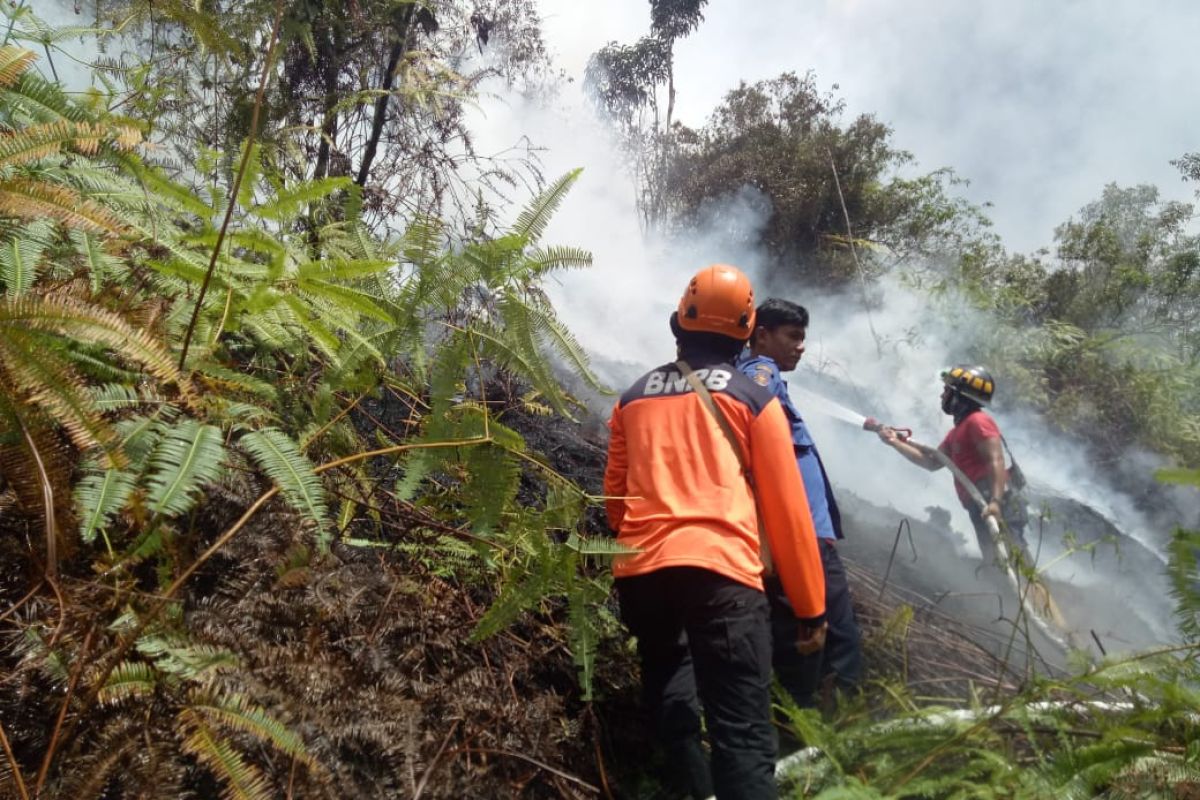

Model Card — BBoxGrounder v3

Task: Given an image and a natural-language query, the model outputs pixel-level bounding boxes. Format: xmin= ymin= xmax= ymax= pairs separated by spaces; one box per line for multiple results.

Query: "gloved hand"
xmin=796 ymin=621 xmax=828 ymax=655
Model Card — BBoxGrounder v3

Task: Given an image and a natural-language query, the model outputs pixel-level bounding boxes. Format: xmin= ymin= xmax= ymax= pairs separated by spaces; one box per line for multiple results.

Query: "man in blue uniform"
xmin=737 ymin=298 xmax=863 ymax=707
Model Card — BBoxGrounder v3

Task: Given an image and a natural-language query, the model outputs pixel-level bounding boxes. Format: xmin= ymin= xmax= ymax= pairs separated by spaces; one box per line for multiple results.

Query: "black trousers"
xmin=616 ymin=567 xmax=777 ymax=800
xmin=765 ymin=539 xmax=862 ymax=708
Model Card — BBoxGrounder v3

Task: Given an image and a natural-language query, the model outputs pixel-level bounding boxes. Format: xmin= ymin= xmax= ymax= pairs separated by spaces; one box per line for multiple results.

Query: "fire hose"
xmin=862 ymin=417 xmax=1079 ymax=652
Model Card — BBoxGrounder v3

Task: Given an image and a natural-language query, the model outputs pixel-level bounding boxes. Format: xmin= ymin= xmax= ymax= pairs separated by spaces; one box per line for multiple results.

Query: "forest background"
xmin=0 ymin=0 xmax=1197 ymax=798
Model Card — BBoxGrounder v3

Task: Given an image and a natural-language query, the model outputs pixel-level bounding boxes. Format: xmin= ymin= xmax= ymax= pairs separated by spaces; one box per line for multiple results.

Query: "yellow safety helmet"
xmin=941 ymin=364 xmax=995 ymax=406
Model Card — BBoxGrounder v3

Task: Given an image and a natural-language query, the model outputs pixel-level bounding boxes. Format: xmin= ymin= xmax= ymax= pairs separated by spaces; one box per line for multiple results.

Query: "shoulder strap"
xmin=676 ymin=360 xmax=774 ymax=574
xmin=676 ymin=360 xmax=749 ymax=477
xmin=999 ymin=433 xmax=1019 ymax=468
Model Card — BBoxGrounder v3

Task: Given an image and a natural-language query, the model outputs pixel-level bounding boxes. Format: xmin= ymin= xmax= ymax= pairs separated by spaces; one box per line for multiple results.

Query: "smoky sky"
xmin=538 ymin=0 xmax=1200 ymax=253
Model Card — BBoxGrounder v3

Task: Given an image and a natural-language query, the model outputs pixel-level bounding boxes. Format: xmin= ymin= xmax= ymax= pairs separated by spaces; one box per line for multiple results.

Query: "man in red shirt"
xmin=605 ymin=264 xmax=827 ymax=799
xmin=876 ymin=365 xmax=1029 ymax=561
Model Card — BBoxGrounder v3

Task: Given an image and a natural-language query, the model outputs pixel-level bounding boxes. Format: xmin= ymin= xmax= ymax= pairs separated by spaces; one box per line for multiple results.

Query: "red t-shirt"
xmin=939 ymin=411 xmax=1000 ymax=506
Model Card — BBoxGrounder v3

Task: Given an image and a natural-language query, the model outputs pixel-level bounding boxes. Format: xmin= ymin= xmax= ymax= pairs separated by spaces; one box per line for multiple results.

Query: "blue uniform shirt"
xmin=736 ymin=354 xmax=843 ymax=540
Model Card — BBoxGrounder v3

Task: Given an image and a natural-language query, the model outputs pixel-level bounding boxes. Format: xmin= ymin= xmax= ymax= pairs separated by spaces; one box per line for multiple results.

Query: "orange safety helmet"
xmin=675 ymin=264 xmax=756 ymax=341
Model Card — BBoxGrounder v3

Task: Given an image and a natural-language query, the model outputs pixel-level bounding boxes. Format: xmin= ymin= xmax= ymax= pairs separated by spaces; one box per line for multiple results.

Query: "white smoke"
xmin=468 ymin=66 xmax=1186 ymax=651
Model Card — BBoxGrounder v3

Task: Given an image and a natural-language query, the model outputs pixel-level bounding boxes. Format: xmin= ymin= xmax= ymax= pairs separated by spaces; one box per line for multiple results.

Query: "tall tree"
xmin=584 ymin=0 xmax=708 ymax=231
xmin=80 ymin=0 xmax=548 ymax=232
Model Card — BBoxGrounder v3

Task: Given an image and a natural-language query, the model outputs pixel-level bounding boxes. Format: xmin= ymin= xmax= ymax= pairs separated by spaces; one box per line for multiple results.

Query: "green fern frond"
xmin=296 ymin=278 xmax=393 ymax=323
xmin=512 ymin=168 xmax=581 ymax=243
xmin=276 ymin=293 xmax=341 ymax=359
xmin=214 ymin=401 xmax=278 ymax=426
xmin=228 ymin=139 xmax=261 ymax=209
xmin=137 ymin=636 xmax=239 ymax=679
xmin=512 ymin=291 xmax=608 ymax=393
xmin=115 ymin=412 xmax=172 ymax=464
xmin=471 ymin=560 xmax=551 ymax=642
xmin=191 ymin=692 xmax=314 ymax=767
xmin=97 ymin=661 xmax=160 ymax=705
xmin=178 ymin=710 xmax=274 ymax=800
xmin=1 ymin=70 xmax=86 ymax=124
xmin=462 ymin=442 xmax=521 ymax=533
xmin=75 ymin=468 xmax=135 ymax=543
xmin=237 ymin=428 xmax=329 ymax=539
xmin=88 ymin=383 xmax=168 ymax=412
xmin=192 ymin=361 xmax=278 ymax=399
xmin=71 ymin=229 xmax=125 ymax=291
xmin=295 ymin=257 xmax=392 ymax=282
xmin=1167 ymin=527 xmax=1200 ymax=643
xmin=124 ymin=155 xmax=214 ymax=218
xmin=525 ymin=244 xmax=592 ymax=274
xmin=394 ymin=448 xmax=437 ymax=502
xmin=564 ymin=533 xmax=639 ymax=557
xmin=567 ymin=568 xmax=610 ymax=700
xmin=0 ymin=220 xmax=51 ymax=296
xmin=252 ymin=176 xmax=352 ymax=220
xmin=145 ymin=419 xmax=226 ymax=518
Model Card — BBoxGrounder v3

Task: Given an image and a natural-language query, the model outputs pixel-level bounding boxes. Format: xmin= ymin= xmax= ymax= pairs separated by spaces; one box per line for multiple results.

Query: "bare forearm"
xmin=890 ymin=440 xmax=940 ymax=471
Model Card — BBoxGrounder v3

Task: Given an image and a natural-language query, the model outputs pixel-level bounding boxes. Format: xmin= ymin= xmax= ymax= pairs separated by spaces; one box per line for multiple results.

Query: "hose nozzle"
xmin=863 ymin=416 xmax=912 ymax=441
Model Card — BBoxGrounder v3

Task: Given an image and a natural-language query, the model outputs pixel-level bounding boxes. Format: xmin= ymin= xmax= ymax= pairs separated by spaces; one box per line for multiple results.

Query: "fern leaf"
xmin=511 ymin=168 xmax=581 ymax=243
xmin=296 ymin=278 xmax=393 ymax=323
xmin=234 ymin=139 xmax=263 ymax=210
xmin=145 ymin=419 xmax=226 ymax=518
xmin=295 ymin=257 xmax=392 ymax=282
xmin=0 ymin=177 xmax=128 ymax=236
xmin=565 ymin=533 xmax=639 ymax=557
xmin=462 ymin=442 xmax=521 ymax=533
xmin=193 ymin=361 xmax=278 ymax=399
xmin=137 ymin=637 xmax=239 ymax=678
xmin=75 ymin=469 xmax=136 ymax=543
xmin=252 ymin=177 xmax=352 ymax=221
xmin=88 ymin=384 xmax=143 ymax=412
xmin=71 ymin=229 xmax=124 ymax=292
xmin=0 ymin=334 xmax=122 ymax=463
xmin=125 ymin=156 xmax=213 ymax=219
xmin=192 ymin=692 xmax=314 ymax=767
xmin=525 ymin=245 xmax=592 ymax=274
xmin=471 ymin=567 xmax=546 ymax=642
xmin=0 ymin=120 xmax=116 ymax=168
xmin=2 ymin=294 xmax=195 ymax=404
xmin=178 ymin=709 xmax=274 ymax=800
xmin=567 ymin=568 xmax=610 ymax=701
xmin=0 ymin=71 xmax=84 ymax=124
xmin=238 ymin=428 xmax=329 ymax=538
xmin=0 ymin=47 xmax=35 ymax=89
xmin=98 ymin=661 xmax=159 ymax=705
xmin=512 ymin=291 xmax=608 ymax=393
xmin=0 ymin=221 xmax=51 ymax=296
xmin=115 ymin=412 xmax=172 ymax=465
xmin=276 ymin=293 xmax=341 ymax=359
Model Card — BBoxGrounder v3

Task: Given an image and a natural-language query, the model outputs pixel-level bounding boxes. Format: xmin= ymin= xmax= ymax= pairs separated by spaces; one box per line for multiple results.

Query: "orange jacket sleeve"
xmin=751 ymin=398 xmax=826 ymax=622
xmin=603 ymin=401 xmax=628 ymax=532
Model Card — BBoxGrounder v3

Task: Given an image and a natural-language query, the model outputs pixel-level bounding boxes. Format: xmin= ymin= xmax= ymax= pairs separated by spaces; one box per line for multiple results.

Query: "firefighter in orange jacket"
xmin=604 ymin=264 xmax=827 ymax=800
